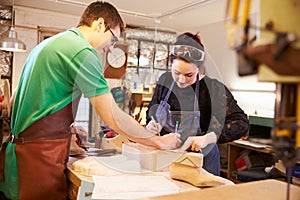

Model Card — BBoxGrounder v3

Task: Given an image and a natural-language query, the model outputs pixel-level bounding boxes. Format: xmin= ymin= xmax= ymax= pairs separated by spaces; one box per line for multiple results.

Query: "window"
xmin=124 ymin=26 xmax=177 ymax=92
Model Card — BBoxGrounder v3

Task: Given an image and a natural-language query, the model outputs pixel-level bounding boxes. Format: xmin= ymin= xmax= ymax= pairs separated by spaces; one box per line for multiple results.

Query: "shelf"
xmin=1 ymin=75 xmax=11 ymax=79
xmin=131 ymin=92 xmax=153 ymax=125
xmin=220 ymin=167 xmax=228 ymax=174
xmin=226 ymin=140 xmax=277 ymax=183
xmin=230 ymin=140 xmax=273 ymax=154
xmin=220 ymin=167 xmax=228 ymax=178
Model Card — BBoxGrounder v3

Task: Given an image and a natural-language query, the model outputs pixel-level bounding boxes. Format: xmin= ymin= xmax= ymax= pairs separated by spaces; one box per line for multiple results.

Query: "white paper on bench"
xmin=91 ymin=175 xmax=180 ymax=199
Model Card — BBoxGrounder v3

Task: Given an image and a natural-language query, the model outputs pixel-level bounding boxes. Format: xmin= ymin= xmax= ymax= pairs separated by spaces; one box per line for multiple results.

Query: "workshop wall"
xmin=11 ymin=5 xmax=276 ymax=118
xmin=11 ymin=6 xmax=78 ymax=90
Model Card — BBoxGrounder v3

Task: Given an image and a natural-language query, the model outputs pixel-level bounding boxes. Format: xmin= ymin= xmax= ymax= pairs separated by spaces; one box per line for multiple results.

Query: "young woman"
xmin=146 ymin=32 xmax=249 ymax=176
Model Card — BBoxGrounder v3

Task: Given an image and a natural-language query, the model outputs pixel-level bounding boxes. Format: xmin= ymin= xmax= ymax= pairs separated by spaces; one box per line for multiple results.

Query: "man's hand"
xmin=155 ymin=133 xmax=182 ymax=150
xmin=69 ymin=126 xmax=88 ymax=155
xmin=70 ymin=126 xmax=88 ymax=145
xmin=69 ymin=134 xmax=86 ymax=155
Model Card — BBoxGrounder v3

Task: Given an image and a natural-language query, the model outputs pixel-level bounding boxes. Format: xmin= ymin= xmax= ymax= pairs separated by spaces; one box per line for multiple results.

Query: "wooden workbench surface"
xmin=66 ymin=162 xmax=200 ymax=193
xmin=138 ymin=179 xmax=300 ymax=200
xmin=66 ymin=156 xmax=201 ymax=199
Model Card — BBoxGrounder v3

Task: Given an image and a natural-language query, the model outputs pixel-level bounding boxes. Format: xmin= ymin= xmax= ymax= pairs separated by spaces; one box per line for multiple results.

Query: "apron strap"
xmin=0 ymin=137 xmax=10 ymax=182
xmin=163 ymin=80 xmax=175 ymax=102
xmin=164 ymin=74 xmax=200 ymax=107
xmin=193 ymin=74 xmax=200 ymax=111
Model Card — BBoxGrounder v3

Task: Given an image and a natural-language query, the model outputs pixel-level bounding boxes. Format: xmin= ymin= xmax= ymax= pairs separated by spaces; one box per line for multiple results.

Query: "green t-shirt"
xmin=0 ymin=28 xmax=109 ymax=199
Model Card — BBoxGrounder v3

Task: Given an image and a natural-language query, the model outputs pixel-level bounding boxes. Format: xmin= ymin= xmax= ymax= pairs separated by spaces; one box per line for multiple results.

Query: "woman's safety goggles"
xmin=170 ymin=45 xmax=205 ymax=61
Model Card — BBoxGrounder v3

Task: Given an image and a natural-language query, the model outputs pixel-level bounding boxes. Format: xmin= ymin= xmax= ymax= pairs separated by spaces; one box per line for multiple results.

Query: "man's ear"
xmin=97 ymin=17 xmax=106 ymax=32
xmin=91 ymin=17 xmax=105 ymax=32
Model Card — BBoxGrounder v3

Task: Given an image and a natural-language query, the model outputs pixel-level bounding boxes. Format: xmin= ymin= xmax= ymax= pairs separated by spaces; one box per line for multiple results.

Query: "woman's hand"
xmin=190 ymin=132 xmax=217 ymax=152
xmin=146 ymin=120 xmax=162 ymax=135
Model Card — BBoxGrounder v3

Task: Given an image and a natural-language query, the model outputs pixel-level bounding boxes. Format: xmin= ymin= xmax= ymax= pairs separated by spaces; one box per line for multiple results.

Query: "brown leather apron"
xmin=1 ymin=96 xmax=80 ymax=200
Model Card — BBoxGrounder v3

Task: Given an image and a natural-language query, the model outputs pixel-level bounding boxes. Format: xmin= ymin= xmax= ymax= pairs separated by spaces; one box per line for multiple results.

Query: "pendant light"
xmin=0 ymin=0 xmax=26 ymax=52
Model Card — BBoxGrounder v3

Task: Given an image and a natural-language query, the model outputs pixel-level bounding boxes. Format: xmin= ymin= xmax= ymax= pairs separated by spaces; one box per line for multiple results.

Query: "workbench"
xmin=66 ymin=156 xmax=201 ymax=200
xmin=67 ymin=154 xmax=300 ymax=200
xmin=138 ymin=179 xmax=300 ymax=200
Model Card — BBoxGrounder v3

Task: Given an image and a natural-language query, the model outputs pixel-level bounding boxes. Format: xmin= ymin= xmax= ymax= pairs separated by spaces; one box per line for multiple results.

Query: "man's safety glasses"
xmin=108 ymin=28 xmax=118 ymax=46
xmin=104 ymin=22 xmax=118 ymax=46
xmin=170 ymin=45 xmax=205 ymax=61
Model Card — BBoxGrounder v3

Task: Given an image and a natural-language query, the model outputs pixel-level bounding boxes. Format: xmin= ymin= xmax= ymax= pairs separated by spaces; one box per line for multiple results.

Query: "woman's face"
xmin=171 ymin=58 xmax=199 ymax=88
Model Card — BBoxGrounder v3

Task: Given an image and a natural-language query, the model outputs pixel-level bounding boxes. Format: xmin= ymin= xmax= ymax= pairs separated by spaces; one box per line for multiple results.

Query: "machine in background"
xmin=225 ymin=0 xmax=300 ymax=192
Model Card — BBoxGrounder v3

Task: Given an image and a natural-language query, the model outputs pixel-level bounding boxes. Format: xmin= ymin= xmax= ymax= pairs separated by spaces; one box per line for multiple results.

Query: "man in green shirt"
xmin=0 ymin=1 xmax=181 ymax=199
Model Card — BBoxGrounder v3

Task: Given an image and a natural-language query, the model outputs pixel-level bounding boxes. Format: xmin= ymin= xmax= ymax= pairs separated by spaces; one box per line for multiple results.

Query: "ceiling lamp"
xmin=0 ymin=0 xmax=26 ymax=52
xmin=0 ymin=27 xmax=26 ymax=52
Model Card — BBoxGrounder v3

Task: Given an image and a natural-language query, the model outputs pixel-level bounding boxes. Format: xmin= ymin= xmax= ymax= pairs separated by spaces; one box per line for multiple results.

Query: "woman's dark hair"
xmin=178 ymin=32 xmax=204 ymax=49
xmin=77 ymin=1 xmax=125 ymax=32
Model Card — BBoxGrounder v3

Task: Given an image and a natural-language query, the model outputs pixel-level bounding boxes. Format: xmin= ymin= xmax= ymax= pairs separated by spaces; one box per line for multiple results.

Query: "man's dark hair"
xmin=77 ymin=1 xmax=125 ymax=32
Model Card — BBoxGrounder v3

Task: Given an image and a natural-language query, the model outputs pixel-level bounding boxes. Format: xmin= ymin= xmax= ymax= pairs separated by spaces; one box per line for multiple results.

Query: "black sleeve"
xmin=217 ymin=86 xmax=249 ymax=143
xmin=204 ymin=78 xmax=249 ymax=143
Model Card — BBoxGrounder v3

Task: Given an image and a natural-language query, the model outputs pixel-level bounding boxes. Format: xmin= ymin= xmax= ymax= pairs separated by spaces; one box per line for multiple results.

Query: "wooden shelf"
xmin=131 ymin=92 xmax=154 ymax=125
xmin=225 ymin=140 xmax=277 ymax=183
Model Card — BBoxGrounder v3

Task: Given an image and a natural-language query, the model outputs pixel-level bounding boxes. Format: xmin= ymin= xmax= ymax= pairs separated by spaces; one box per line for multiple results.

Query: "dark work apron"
xmin=155 ymin=76 xmax=220 ymax=175
xmin=156 ymin=78 xmax=200 ymax=142
xmin=0 ymin=96 xmax=81 ymax=200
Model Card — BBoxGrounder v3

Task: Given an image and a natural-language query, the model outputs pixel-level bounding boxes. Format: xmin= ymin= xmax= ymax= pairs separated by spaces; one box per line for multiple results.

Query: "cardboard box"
xmin=122 ymin=143 xmax=183 ymax=171
xmin=235 ymin=150 xmax=266 ymax=171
